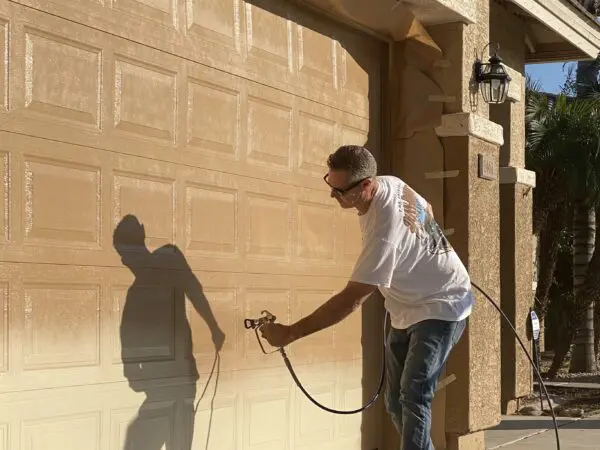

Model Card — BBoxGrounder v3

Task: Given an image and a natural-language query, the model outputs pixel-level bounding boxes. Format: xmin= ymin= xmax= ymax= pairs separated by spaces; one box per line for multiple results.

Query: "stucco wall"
xmin=490 ymin=0 xmax=535 ymax=409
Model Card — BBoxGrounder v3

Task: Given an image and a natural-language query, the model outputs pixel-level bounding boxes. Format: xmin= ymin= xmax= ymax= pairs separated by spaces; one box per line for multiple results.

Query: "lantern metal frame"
xmin=473 ymin=43 xmax=512 ymax=104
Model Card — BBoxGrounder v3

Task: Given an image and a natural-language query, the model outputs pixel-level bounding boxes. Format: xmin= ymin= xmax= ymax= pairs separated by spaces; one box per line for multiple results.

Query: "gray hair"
xmin=326 ymin=145 xmax=377 ymax=183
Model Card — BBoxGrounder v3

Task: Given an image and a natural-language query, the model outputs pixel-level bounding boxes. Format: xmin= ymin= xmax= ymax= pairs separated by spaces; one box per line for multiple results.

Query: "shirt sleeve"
xmin=349 ymin=237 xmax=399 ymax=288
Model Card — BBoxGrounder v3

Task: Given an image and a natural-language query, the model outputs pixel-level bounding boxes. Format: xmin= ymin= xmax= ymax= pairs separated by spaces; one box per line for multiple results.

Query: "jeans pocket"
xmin=451 ymin=319 xmax=466 ymax=346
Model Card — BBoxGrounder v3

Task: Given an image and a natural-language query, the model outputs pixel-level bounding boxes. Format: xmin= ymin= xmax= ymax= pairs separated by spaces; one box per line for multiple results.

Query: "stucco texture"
xmin=443 ymin=136 xmax=502 ymax=434
xmin=500 ymin=183 xmax=535 ymax=406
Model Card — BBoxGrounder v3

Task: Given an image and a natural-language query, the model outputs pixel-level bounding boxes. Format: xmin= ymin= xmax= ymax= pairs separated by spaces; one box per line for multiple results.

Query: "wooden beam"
xmin=526 ymin=42 xmax=589 ymax=63
xmin=524 ymin=31 xmax=536 ymax=54
xmin=509 ymin=0 xmax=600 ymax=59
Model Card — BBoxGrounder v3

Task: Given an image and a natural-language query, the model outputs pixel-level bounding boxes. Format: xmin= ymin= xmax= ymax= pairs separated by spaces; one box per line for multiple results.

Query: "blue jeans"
xmin=384 ymin=317 xmax=466 ymax=450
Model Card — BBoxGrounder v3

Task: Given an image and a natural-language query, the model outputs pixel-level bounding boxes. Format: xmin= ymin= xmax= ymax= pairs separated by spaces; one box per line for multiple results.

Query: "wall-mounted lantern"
xmin=474 ymin=44 xmax=511 ymax=104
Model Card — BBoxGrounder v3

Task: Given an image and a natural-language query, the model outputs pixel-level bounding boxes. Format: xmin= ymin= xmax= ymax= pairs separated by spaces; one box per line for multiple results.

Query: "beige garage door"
xmin=0 ymin=0 xmax=385 ymax=448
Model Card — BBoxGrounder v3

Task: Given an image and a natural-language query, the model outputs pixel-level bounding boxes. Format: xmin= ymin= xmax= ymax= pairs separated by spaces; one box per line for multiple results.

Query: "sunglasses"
xmin=323 ymin=174 xmax=369 ymax=196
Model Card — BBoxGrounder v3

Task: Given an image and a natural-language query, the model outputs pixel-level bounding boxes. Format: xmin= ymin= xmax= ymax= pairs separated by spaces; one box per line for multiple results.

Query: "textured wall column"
xmin=384 ymin=16 xmax=449 ymax=450
xmin=427 ymin=1 xmax=504 ymax=447
xmin=498 ymin=168 xmax=536 ymax=412
xmin=490 ymin=1 xmax=535 ymax=414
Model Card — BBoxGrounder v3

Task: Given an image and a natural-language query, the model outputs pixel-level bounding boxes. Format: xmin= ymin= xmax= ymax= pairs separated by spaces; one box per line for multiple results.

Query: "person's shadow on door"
xmin=113 ymin=215 xmax=225 ymax=450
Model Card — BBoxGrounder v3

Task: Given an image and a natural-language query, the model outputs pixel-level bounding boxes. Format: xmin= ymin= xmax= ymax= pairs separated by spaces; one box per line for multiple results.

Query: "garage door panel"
xmin=244 ymin=1 xmax=293 ymax=76
xmin=3 ymin=8 xmax=372 ymax=189
xmin=189 ymin=391 xmax=239 ymax=450
xmin=0 ymin=361 xmax=365 ymax=448
xmin=3 ymin=57 xmax=336 ymax=199
xmin=2 ymin=0 xmax=383 ymax=447
xmin=0 ymin=262 xmax=361 ymax=392
xmin=111 ymin=56 xmax=180 ymax=146
xmin=186 ymin=0 xmax=241 ymax=53
xmin=112 ymin=0 xmax=178 ymax=29
xmin=245 ymin=83 xmax=294 ymax=171
xmin=8 ymin=1 xmax=375 ymax=118
xmin=297 ymin=99 xmax=338 ymax=178
xmin=0 ymin=279 xmax=7 ymax=374
xmin=0 ymin=424 xmax=5 ymax=450
xmin=110 ymin=400 xmax=177 ymax=450
xmin=185 ymin=66 xmax=243 ymax=161
xmin=243 ymin=385 xmax=291 ymax=450
xmin=0 ymin=17 xmax=7 ymax=116
xmin=0 ymin=264 xmax=104 ymax=392
xmin=0 ymin=132 xmax=361 ymax=277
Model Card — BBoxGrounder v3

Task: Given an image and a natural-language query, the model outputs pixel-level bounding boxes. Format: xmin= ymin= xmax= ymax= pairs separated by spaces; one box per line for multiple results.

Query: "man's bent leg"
xmin=384 ymin=328 xmax=409 ymax=435
xmin=399 ymin=318 xmax=466 ymax=450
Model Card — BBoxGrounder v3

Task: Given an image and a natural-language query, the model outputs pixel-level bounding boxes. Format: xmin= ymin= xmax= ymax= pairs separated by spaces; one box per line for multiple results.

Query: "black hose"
xmin=258 ymin=282 xmax=561 ymax=449
xmin=471 ymin=282 xmax=560 ymax=450
xmin=278 ymin=310 xmax=389 ymax=415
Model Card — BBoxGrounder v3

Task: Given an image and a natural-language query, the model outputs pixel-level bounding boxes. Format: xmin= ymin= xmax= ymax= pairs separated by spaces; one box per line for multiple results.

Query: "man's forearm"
xmin=289 ymin=290 xmax=363 ymax=342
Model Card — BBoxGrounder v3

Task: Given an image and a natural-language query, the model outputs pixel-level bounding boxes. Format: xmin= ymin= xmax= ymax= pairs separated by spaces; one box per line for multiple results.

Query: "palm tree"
xmin=569 ymin=52 xmax=600 ymax=373
xmin=526 ymin=84 xmax=569 ymax=329
xmin=526 ymin=88 xmax=600 ymax=376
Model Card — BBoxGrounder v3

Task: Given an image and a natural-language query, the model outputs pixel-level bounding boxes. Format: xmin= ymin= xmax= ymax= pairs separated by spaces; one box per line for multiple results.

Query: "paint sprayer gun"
xmin=244 ymin=310 xmax=276 ymax=330
xmin=244 ymin=310 xmax=278 ymax=354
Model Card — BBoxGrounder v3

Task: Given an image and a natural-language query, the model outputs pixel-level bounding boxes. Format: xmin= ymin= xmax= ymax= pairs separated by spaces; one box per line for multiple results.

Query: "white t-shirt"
xmin=349 ymin=175 xmax=473 ymax=329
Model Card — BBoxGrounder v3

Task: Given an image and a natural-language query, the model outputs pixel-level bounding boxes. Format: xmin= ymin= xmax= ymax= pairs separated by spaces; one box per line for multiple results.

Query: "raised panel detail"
xmin=113 ymin=0 xmax=176 ymax=27
xmin=245 ymin=4 xmax=290 ymax=66
xmin=340 ymin=386 xmax=362 ymax=436
xmin=192 ymin=394 xmax=237 ymax=449
xmin=298 ymin=113 xmax=335 ymax=175
xmin=113 ymin=173 xmax=175 ymax=250
xmin=246 ymin=193 xmax=290 ymax=259
xmin=295 ymin=382 xmax=335 ymax=445
xmin=297 ymin=202 xmax=335 ymax=261
xmin=298 ymin=26 xmax=335 ymax=84
xmin=292 ymin=290 xmax=334 ymax=361
xmin=0 ymin=283 xmax=7 ymax=373
xmin=0 ymin=20 xmax=8 ymax=112
xmin=187 ymin=80 xmax=239 ymax=156
xmin=185 ymin=184 xmax=237 ymax=254
xmin=114 ymin=58 xmax=177 ymax=142
xmin=22 ymin=412 xmax=101 ymax=450
xmin=24 ymin=30 xmax=101 ymax=127
xmin=0 ymin=423 xmax=6 ymax=450
xmin=341 ymin=125 xmax=367 ymax=147
xmin=186 ymin=287 xmax=236 ymax=356
xmin=244 ymin=388 xmax=289 ymax=450
xmin=247 ymin=97 xmax=291 ymax=167
xmin=0 ymin=152 xmax=9 ymax=243
xmin=110 ymin=401 xmax=175 ymax=450
xmin=24 ymin=158 xmax=100 ymax=246
xmin=23 ymin=283 xmax=100 ymax=369
xmin=336 ymin=302 xmax=362 ymax=359
xmin=186 ymin=0 xmax=239 ymax=47
xmin=342 ymin=211 xmax=361 ymax=259
xmin=343 ymin=49 xmax=370 ymax=98
xmin=113 ymin=284 xmax=176 ymax=363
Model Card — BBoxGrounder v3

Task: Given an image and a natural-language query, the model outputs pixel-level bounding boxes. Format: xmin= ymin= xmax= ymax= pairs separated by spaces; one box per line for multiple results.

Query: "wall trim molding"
xmin=499 ymin=166 xmax=536 ymax=188
xmin=504 ymin=65 xmax=522 ymax=103
xmin=510 ymin=0 xmax=600 ymax=59
xmin=435 ymin=113 xmax=504 ymax=146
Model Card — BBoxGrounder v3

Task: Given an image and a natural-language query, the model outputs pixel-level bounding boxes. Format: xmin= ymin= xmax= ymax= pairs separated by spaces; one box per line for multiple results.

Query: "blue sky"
xmin=525 ymin=62 xmax=576 ymax=93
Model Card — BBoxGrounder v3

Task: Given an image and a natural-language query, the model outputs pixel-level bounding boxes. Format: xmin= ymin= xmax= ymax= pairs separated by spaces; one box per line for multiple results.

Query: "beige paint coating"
xmin=0 ymin=0 xmax=385 ymax=448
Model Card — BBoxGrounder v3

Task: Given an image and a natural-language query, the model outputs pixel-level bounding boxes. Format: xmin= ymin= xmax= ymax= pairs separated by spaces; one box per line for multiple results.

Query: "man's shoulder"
xmin=376 ymin=175 xmax=404 ymax=186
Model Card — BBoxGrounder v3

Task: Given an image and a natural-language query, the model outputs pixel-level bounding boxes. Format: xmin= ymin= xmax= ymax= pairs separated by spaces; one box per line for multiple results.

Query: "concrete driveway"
xmin=485 ymin=415 xmax=600 ymax=449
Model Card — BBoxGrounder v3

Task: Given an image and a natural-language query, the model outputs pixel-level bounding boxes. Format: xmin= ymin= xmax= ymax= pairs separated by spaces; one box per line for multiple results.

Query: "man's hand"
xmin=212 ymin=328 xmax=225 ymax=352
xmin=260 ymin=323 xmax=294 ymax=348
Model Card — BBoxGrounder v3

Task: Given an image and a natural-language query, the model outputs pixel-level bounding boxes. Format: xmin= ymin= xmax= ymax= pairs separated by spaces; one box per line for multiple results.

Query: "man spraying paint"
xmin=260 ymin=145 xmax=473 ymax=450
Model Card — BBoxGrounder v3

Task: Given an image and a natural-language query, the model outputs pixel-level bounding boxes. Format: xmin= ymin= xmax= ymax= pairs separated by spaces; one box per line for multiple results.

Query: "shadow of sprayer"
xmin=113 ymin=214 xmax=225 ymax=450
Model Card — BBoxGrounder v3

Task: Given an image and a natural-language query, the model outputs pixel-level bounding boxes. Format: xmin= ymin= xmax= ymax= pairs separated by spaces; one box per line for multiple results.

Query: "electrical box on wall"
xmin=477 ymin=154 xmax=498 ymax=181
